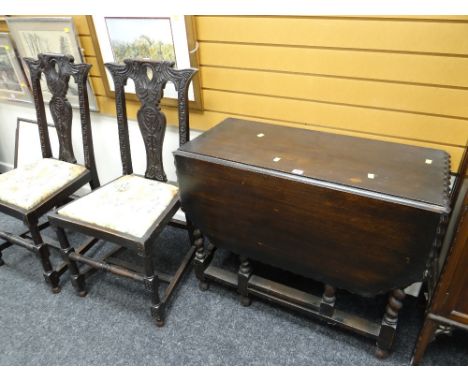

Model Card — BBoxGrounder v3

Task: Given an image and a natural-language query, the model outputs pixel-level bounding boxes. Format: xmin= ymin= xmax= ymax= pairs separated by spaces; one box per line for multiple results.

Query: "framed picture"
xmin=91 ymin=15 xmax=202 ymax=109
xmin=0 ymin=33 xmax=31 ymax=103
xmin=6 ymin=17 xmax=99 ymax=111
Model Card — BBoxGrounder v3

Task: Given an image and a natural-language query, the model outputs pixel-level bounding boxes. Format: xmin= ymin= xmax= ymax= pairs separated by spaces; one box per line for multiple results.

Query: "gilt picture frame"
xmin=6 ymin=16 xmax=99 ymax=111
xmin=90 ymin=15 xmax=203 ymax=110
xmin=0 ymin=32 xmax=31 ymax=103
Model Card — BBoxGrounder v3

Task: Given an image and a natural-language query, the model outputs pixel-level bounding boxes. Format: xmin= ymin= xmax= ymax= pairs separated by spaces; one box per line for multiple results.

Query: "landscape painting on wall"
xmin=105 ymin=17 xmax=176 ymax=63
xmin=6 ymin=17 xmax=98 ymax=110
xmin=18 ymin=30 xmax=74 ymax=58
xmin=0 ymin=33 xmax=31 ymax=102
xmin=93 ymin=15 xmax=200 ymax=105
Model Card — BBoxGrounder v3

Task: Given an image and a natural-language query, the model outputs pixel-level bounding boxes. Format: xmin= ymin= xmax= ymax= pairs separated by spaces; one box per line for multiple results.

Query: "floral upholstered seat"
xmin=57 ymin=174 xmax=179 ymax=238
xmin=0 ymin=158 xmax=88 ymax=211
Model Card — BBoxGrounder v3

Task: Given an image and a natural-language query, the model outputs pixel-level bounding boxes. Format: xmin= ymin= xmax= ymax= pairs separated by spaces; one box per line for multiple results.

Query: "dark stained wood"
xmin=174 ymin=117 xmax=450 ymax=357
xmin=320 ymin=284 xmax=336 ymax=316
xmin=24 ymin=54 xmax=99 ymax=188
xmin=376 ymin=289 xmax=406 ymax=358
xmin=105 ymin=60 xmax=197 ymax=181
xmin=0 ymin=53 xmax=99 ymax=292
xmin=48 ymin=58 xmax=198 ymax=326
xmin=175 ymin=155 xmax=442 ymax=296
xmin=412 ymin=181 xmax=468 ymax=365
xmin=179 ymin=118 xmax=450 ymax=210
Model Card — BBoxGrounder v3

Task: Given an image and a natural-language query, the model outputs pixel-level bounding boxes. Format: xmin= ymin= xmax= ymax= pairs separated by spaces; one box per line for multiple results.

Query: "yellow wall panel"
xmin=95 ymin=95 xmax=464 ymax=173
xmin=90 ymin=76 xmax=106 ymax=96
xmin=84 ymin=56 xmax=100 ymax=77
xmin=73 ymin=15 xmax=90 ymax=35
xmin=197 ymin=16 xmax=468 ymax=56
xmin=201 ymin=66 xmax=468 ymax=118
xmin=202 ymin=89 xmax=467 ymax=146
xmin=2 ymin=15 xmax=467 ymax=173
xmin=79 ymin=35 xmax=96 ymax=57
xmin=199 ymin=42 xmax=468 ymax=88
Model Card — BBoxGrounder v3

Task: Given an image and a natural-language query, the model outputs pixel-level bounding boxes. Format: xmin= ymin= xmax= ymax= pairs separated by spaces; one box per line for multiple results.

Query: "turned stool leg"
xmin=238 ymin=256 xmax=253 ymax=307
xmin=320 ymin=284 xmax=336 ymax=316
xmin=55 ymin=226 xmax=86 ymax=297
xmin=30 ymin=222 xmax=60 ymax=293
xmin=376 ymin=289 xmax=406 ymax=358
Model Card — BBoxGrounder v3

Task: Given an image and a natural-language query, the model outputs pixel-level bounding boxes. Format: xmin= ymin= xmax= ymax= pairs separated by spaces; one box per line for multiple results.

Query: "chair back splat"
xmin=24 ymin=53 xmax=99 ymax=188
xmin=105 ymin=59 xmax=197 ymax=182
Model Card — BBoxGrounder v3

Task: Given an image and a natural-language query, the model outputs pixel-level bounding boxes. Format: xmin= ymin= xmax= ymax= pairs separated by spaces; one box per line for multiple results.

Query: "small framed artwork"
xmin=91 ymin=15 xmax=202 ymax=110
xmin=0 ymin=33 xmax=31 ymax=103
xmin=6 ymin=16 xmax=99 ymax=111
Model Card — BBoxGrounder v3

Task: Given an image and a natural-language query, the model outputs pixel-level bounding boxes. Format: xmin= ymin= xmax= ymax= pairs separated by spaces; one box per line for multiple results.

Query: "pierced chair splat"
xmin=0 ymin=53 xmax=100 ymax=293
xmin=48 ymin=59 xmax=197 ymax=326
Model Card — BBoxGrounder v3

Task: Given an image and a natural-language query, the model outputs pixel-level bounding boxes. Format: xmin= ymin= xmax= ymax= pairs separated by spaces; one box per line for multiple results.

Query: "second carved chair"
xmin=48 ymin=59 xmax=197 ymax=326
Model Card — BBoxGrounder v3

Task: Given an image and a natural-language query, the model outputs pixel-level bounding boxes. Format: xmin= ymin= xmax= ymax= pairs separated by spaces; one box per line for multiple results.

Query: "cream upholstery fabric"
xmin=58 ymin=175 xmax=179 ymax=238
xmin=0 ymin=158 xmax=87 ymax=211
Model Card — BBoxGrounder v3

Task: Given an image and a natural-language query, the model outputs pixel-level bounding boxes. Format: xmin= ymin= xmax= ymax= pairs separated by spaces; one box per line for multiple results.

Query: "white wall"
xmin=0 ymin=100 xmax=201 ymax=220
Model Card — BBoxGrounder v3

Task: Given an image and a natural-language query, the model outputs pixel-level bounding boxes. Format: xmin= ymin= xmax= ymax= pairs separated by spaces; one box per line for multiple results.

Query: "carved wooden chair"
xmin=48 ymin=59 xmax=197 ymax=326
xmin=0 ymin=53 xmax=99 ymax=292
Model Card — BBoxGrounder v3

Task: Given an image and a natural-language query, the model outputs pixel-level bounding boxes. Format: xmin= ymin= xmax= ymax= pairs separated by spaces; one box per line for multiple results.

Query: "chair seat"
xmin=0 ymin=158 xmax=88 ymax=211
xmin=57 ymin=174 xmax=179 ymax=238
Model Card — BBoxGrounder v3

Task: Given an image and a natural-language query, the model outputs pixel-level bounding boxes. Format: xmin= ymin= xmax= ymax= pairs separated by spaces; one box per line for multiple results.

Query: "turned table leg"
xmin=320 ymin=284 xmax=336 ymax=316
xmin=376 ymin=289 xmax=406 ymax=358
xmin=238 ymin=256 xmax=253 ymax=307
xmin=193 ymin=229 xmax=215 ymax=291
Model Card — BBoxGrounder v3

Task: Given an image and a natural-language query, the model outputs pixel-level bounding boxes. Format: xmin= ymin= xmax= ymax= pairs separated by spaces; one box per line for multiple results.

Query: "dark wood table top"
xmin=177 ymin=118 xmax=450 ymax=211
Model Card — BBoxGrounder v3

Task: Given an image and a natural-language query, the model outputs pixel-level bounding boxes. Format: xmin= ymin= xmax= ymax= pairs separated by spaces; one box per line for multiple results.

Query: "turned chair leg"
xmin=143 ymin=249 xmax=164 ymax=327
xmin=55 ymin=226 xmax=87 ymax=297
xmin=238 ymin=256 xmax=253 ymax=307
xmin=376 ymin=289 xmax=406 ymax=358
xmin=30 ymin=222 xmax=61 ymax=293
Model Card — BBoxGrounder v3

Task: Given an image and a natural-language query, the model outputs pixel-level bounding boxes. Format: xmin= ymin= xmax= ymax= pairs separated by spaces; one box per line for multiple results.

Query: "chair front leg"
xmin=55 ymin=226 xmax=87 ymax=297
xmin=143 ymin=248 xmax=164 ymax=327
xmin=29 ymin=222 xmax=61 ymax=293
